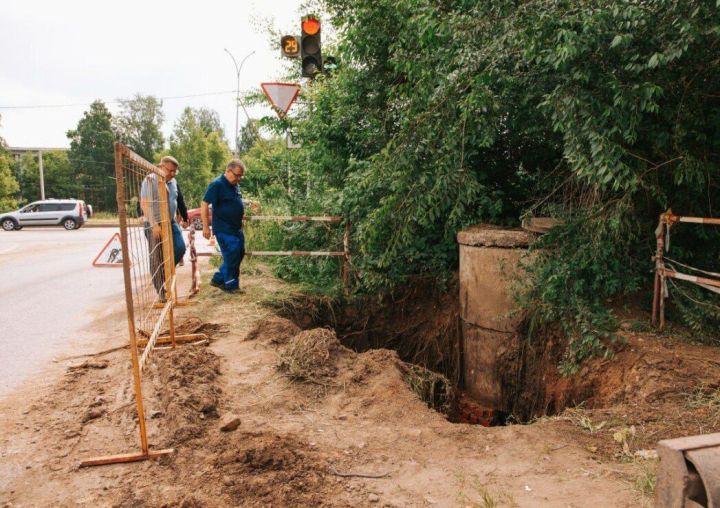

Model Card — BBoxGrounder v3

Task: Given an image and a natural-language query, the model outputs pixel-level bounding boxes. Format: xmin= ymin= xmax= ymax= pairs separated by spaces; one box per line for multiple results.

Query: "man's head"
xmin=224 ymin=159 xmax=245 ymax=185
xmin=159 ymin=155 xmax=179 ymax=181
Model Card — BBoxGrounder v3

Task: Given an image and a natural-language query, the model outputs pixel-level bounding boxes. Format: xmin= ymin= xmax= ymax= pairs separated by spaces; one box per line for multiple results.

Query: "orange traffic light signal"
xmin=301 ymin=15 xmax=322 ymax=78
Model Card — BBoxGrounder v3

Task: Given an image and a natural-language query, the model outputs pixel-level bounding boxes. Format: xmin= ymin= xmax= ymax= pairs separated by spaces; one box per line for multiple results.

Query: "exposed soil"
xmin=272 ymin=277 xmax=463 ymax=385
xmin=2 ymin=263 xmax=719 ymax=507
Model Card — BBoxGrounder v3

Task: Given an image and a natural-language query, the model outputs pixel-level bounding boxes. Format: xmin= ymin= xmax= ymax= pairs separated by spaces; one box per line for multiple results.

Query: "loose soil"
xmin=2 ymin=261 xmax=719 ymax=507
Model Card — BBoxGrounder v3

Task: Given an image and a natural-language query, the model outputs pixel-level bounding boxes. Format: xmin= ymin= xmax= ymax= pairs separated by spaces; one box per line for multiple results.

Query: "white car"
xmin=0 ymin=199 xmax=89 ymax=231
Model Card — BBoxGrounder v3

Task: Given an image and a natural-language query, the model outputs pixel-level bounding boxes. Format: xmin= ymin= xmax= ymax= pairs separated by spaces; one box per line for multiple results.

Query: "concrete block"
xmin=462 ymin=321 xmax=514 ymax=409
xmin=459 ymin=245 xmax=527 ymax=332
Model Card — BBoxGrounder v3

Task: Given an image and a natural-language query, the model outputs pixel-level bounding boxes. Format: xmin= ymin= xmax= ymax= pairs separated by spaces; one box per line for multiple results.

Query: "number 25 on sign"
xmin=281 ymin=35 xmax=300 ymax=58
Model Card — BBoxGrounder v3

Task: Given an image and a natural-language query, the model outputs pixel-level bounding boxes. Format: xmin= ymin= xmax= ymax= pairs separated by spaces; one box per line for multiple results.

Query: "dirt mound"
xmin=277 ymin=328 xmax=351 ymax=383
xmin=174 ymin=317 xmax=227 ymax=336
xmin=214 ymin=431 xmax=335 ymax=507
xmin=274 ymin=277 xmax=463 ymax=385
xmin=245 ymin=315 xmax=300 ymax=344
xmin=269 ymin=323 xmax=453 ymax=422
xmin=112 ymin=430 xmax=340 ymax=508
xmin=151 ymin=346 xmax=222 ymax=445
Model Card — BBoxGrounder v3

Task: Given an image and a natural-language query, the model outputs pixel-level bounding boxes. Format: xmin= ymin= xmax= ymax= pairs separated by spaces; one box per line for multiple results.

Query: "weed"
xmin=574 ymin=414 xmax=607 ymax=434
xmin=632 ymin=460 xmax=657 ymax=505
xmin=685 ymin=384 xmax=720 ymax=426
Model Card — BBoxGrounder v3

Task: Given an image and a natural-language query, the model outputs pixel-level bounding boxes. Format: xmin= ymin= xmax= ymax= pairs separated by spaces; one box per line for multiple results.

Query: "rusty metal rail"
xmin=200 ymin=215 xmax=351 ymax=290
xmin=244 ymin=215 xmax=342 ymax=223
xmin=652 ymin=209 xmax=720 ymax=330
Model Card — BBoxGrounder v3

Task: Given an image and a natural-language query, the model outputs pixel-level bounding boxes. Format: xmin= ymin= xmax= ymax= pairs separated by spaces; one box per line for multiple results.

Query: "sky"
xmin=0 ymin=0 xmax=308 ymax=148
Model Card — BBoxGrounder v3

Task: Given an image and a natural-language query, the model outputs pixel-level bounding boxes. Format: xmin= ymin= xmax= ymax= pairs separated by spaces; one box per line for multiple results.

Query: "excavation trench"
xmin=271 ymin=278 xmax=570 ymax=426
xmin=270 ymin=226 xmax=615 ymax=425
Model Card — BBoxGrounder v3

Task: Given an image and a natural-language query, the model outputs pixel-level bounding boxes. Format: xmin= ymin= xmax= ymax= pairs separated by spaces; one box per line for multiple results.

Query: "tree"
xmin=194 ymin=107 xmax=225 ymax=138
xmin=237 ymin=119 xmax=259 ymax=155
xmin=16 ymin=151 xmax=82 ymax=203
xmin=66 ymin=101 xmax=116 ymax=212
xmin=256 ymin=0 xmax=720 ymax=367
xmin=0 ymin=151 xmax=19 ymax=212
xmin=114 ymin=94 xmax=165 ymax=161
xmin=168 ymin=107 xmax=232 ymax=208
xmin=0 ymin=116 xmax=20 ymax=211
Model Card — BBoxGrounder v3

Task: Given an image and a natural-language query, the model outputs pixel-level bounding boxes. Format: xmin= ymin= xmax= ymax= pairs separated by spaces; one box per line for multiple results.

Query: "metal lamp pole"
xmin=224 ymin=48 xmax=256 ymax=154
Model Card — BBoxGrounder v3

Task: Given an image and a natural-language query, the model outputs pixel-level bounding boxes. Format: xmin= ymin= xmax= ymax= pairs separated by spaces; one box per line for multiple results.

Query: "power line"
xmin=0 ymin=89 xmax=239 ymax=110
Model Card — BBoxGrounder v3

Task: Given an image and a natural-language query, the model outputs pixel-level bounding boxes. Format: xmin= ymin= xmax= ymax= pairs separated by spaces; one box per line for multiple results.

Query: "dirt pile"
xmin=273 ymin=278 xmax=462 ymax=385
xmin=151 ymin=346 xmax=222 ymax=446
xmin=166 ymin=316 xmax=227 ymax=337
xmin=214 ymin=431 xmax=334 ymax=507
xmin=245 ymin=315 xmax=301 ymax=344
xmin=277 ymin=328 xmax=350 ymax=384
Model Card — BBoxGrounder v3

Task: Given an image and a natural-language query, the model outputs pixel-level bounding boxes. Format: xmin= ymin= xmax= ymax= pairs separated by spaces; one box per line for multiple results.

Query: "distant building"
xmin=8 ymin=146 xmax=69 ymax=161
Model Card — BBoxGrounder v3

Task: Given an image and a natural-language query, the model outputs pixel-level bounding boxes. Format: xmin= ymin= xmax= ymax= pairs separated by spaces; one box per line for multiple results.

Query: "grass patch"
xmin=91 ymin=211 xmax=119 ymax=220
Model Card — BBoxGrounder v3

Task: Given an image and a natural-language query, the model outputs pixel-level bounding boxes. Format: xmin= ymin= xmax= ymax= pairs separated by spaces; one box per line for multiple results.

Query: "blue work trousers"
xmin=144 ymin=221 xmax=187 ymax=299
xmin=211 ymin=231 xmax=245 ymax=290
xmin=171 ymin=222 xmax=187 ymax=265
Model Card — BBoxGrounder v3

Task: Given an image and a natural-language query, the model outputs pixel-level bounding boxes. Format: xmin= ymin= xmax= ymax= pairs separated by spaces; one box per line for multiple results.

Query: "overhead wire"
xmin=0 ymin=89 xmax=238 ymax=110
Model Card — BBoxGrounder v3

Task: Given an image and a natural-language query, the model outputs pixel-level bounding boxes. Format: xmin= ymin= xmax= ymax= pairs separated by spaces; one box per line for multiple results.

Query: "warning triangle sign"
xmin=261 ymin=82 xmax=301 ymax=119
xmin=92 ymin=232 xmax=125 ymax=267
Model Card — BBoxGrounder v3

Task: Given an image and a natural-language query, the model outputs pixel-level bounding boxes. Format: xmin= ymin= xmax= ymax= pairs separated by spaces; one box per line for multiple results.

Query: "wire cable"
xmin=0 ymin=89 xmax=238 ymax=110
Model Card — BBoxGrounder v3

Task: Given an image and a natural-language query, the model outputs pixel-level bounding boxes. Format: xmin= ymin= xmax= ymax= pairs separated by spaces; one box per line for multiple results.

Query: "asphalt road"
xmin=0 ymin=227 xmax=128 ymax=396
xmin=0 ymin=226 xmax=215 ymax=398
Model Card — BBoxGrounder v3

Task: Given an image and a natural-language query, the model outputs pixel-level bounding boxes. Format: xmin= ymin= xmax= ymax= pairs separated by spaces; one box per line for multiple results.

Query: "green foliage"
xmin=670 ymin=282 xmax=720 ymax=346
xmin=168 ymin=107 xmax=232 ymax=208
xmin=522 ymin=200 xmax=641 ymax=372
xmin=192 ymin=107 xmax=225 ymax=138
xmin=247 ymin=0 xmax=720 ymax=366
xmin=236 ymin=119 xmax=259 ymax=155
xmin=113 ymin=94 xmax=165 ymax=161
xmin=66 ymin=100 xmax=116 ymax=212
xmin=15 ymin=151 xmax=82 ymax=203
xmin=0 ymin=150 xmax=19 ymax=212
xmin=0 ymin=116 xmax=20 ymax=211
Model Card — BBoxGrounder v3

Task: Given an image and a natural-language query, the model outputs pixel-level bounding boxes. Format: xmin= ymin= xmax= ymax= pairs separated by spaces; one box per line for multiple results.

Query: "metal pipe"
xmin=243 ymin=215 xmax=342 ymax=223
xmin=660 ymin=269 xmax=720 ymax=289
xmin=38 ymin=150 xmax=45 ymax=200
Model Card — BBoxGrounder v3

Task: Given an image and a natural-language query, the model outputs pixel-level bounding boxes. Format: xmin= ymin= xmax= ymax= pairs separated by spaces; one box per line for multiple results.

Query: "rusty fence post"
xmin=652 ymin=213 xmax=666 ymax=328
xmin=343 ymin=221 xmax=351 ymax=294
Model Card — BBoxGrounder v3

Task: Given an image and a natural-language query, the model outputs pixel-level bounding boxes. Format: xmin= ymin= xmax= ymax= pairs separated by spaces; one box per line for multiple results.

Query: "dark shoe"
xmin=210 ymin=279 xmax=225 ymax=289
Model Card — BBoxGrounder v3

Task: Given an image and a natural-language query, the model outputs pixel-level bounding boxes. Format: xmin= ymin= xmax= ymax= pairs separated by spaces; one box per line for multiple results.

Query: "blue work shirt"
xmin=203 ymin=174 xmax=244 ymax=235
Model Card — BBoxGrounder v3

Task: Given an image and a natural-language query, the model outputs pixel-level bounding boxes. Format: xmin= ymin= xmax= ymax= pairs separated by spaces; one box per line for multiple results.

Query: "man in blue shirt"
xmin=201 ymin=159 xmax=246 ymax=293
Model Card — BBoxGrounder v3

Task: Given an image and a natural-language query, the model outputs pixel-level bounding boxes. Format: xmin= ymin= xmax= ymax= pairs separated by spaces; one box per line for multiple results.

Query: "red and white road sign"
xmin=92 ymin=232 xmax=124 ymax=267
xmin=261 ymin=82 xmax=301 ymax=119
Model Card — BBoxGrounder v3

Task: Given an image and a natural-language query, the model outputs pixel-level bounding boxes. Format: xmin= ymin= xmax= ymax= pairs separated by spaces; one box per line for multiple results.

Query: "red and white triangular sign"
xmin=261 ymin=82 xmax=301 ymax=119
xmin=92 ymin=232 xmax=124 ymax=267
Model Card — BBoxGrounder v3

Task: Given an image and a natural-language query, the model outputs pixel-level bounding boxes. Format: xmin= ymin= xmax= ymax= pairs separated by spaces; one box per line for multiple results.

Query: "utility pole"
xmin=38 ymin=150 xmax=45 ymax=200
xmin=223 ymin=49 xmax=256 ymax=154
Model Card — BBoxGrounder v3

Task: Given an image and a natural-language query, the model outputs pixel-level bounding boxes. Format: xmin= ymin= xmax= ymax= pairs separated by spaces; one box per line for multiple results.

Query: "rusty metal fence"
xmin=652 ymin=208 xmax=720 ymax=330
xmin=201 ymin=215 xmax=352 ymax=290
xmin=80 ymin=143 xmax=205 ymax=467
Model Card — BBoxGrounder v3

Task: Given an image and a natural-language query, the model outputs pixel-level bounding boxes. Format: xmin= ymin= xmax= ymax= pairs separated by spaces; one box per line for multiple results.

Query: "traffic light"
xmin=301 ymin=15 xmax=322 ymax=78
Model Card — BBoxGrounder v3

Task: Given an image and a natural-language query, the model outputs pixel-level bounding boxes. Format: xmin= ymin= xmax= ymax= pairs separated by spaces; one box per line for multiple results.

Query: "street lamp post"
xmin=224 ymin=48 xmax=256 ymax=155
